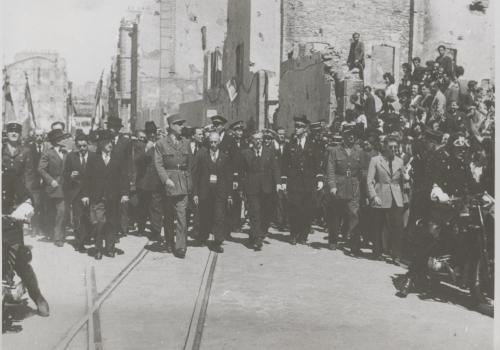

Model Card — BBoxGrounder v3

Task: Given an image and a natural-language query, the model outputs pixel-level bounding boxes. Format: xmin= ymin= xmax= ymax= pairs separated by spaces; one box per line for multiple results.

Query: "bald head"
xmin=208 ymin=131 xmax=220 ymax=151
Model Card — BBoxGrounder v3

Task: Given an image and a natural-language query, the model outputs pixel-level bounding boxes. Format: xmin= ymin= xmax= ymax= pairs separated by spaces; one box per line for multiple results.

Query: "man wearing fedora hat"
xmin=81 ymin=129 xmax=129 ymax=259
xmin=135 ymin=121 xmax=164 ymax=242
xmin=38 ymin=129 xmax=70 ymax=247
xmin=106 ymin=116 xmax=133 ymax=239
xmin=155 ymin=114 xmax=192 ymax=258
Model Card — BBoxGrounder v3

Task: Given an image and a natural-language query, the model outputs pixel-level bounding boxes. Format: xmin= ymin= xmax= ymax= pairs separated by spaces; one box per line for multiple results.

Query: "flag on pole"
xmin=90 ymin=70 xmax=104 ymax=131
xmin=24 ymin=72 xmax=37 ymax=129
xmin=2 ymin=68 xmax=16 ymax=124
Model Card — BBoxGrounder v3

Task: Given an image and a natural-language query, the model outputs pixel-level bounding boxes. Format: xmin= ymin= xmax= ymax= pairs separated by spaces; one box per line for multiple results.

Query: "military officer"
xmin=154 ymin=114 xmax=193 ymax=258
xmin=282 ymin=115 xmax=324 ymax=245
xmin=325 ymin=127 xmax=363 ymax=251
xmin=2 ymin=122 xmax=50 ymax=317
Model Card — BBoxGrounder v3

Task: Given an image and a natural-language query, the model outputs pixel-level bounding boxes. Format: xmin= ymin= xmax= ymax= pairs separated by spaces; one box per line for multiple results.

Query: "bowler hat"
xmin=106 ymin=116 xmax=124 ymax=128
xmin=145 ymin=121 xmax=158 ymax=135
xmin=6 ymin=122 xmax=22 ymax=134
xmin=47 ymin=129 xmax=69 ymax=144
xmin=293 ymin=115 xmax=310 ymax=125
xmin=167 ymin=114 xmax=186 ymax=125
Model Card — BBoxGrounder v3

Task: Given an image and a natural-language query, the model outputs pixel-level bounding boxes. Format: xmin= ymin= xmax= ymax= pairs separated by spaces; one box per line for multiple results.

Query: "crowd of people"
xmin=2 ymin=43 xmax=494 ymax=317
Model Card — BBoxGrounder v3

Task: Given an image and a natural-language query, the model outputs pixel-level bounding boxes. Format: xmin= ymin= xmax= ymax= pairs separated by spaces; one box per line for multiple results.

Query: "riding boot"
xmin=470 ymin=262 xmax=487 ymax=304
xmin=15 ymin=260 xmax=50 ymax=317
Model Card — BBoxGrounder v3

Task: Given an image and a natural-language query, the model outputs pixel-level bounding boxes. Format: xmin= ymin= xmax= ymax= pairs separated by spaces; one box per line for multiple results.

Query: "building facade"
xmin=5 ymin=51 xmax=69 ymax=131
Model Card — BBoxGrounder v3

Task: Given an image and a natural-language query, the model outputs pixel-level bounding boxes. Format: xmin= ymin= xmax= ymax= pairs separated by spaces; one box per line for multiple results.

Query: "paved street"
xmin=2 ymin=227 xmax=494 ymax=350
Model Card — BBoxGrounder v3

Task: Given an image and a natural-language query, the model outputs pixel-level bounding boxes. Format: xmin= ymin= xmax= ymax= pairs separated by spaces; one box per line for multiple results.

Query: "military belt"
xmin=165 ymin=164 xmax=188 ymax=171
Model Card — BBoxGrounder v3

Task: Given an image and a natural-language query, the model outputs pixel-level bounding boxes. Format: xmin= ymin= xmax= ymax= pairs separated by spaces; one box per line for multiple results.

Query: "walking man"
xmin=155 ymin=114 xmax=192 ymax=258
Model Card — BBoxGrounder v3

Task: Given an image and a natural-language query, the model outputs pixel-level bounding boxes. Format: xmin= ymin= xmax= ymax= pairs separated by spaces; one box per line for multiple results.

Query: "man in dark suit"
xmin=63 ymin=133 xmax=95 ymax=252
xmin=192 ymin=132 xmax=232 ymax=253
xmin=227 ymin=120 xmax=248 ymax=232
xmin=274 ymin=127 xmax=288 ymax=231
xmin=240 ymin=131 xmax=281 ymax=251
xmin=25 ymin=129 xmax=47 ymax=236
xmin=282 ymin=115 xmax=323 ymax=245
xmin=106 ymin=116 xmax=133 ymax=238
xmin=135 ymin=122 xmax=163 ymax=242
xmin=82 ymin=130 xmax=129 ymax=260
xmin=211 ymin=115 xmax=239 ymax=238
xmin=347 ymin=32 xmax=365 ymax=80
xmin=38 ymin=129 xmax=70 ymax=247
xmin=187 ymin=126 xmax=204 ymax=240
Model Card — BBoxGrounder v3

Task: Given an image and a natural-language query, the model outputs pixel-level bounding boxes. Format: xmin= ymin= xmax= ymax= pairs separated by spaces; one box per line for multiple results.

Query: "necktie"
xmin=211 ymin=152 xmax=216 ymax=162
xmin=81 ymin=154 xmax=86 ymax=170
xmin=389 ymin=159 xmax=393 ymax=177
xmin=37 ymin=145 xmax=42 ymax=154
xmin=104 ymin=153 xmax=110 ymax=165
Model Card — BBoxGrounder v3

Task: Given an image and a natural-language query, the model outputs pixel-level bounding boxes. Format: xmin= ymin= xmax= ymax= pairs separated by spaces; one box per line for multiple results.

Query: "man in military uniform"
xmin=2 ymin=122 xmax=50 ymax=317
xmin=400 ymin=133 xmax=475 ymax=297
xmin=282 ymin=115 xmax=323 ymax=245
xmin=155 ymin=114 xmax=192 ymax=258
xmin=325 ymin=127 xmax=363 ymax=251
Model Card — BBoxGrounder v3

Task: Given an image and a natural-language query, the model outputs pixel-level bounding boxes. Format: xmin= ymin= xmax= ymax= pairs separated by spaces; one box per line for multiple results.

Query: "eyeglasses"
xmin=453 ymin=138 xmax=469 ymax=147
xmin=388 ymin=145 xmax=399 ymax=150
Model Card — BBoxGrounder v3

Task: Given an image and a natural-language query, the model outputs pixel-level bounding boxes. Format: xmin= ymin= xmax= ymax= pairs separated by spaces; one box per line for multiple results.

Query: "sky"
xmin=2 ymin=0 xmax=145 ymax=86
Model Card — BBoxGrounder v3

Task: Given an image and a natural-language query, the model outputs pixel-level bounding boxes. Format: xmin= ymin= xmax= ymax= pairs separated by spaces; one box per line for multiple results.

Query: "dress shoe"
xmin=54 ymin=241 xmax=64 ymax=247
xmin=175 ymin=248 xmax=186 ymax=259
xmin=297 ymin=239 xmax=308 ymax=245
xmin=253 ymin=240 xmax=263 ymax=251
xmin=114 ymin=248 xmax=124 ymax=255
xmin=34 ymin=294 xmax=50 ymax=317
xmin=95 ymin=251 xmax=103 ymax=260
xmin=103 ymin=251 xmax=115 ymax=258
xmin=211 ymin=241 xmax=224 ymax=253
xmin=328 ymin=243 xmax=337 ymax=251
xmin=398 ymin=276 xmax=414 ymax=298
xmin=290 ymin=237 xmax=297 ymax=245
xmin=75 ymin=246 xmax=87 ymax=253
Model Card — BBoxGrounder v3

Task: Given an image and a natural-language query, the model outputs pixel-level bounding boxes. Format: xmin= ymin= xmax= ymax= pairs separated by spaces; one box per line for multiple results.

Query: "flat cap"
xmin=210 ymin=115 xmax=228 ymax=125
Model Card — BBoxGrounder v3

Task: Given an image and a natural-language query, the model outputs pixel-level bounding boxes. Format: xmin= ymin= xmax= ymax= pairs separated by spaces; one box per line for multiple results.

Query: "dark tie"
xmin=81 ymin=154 xmax=86 ymax=170
xmin=37 ymin=145 xmax=42 ymax=154
xmin=389 ymin=159 xmax=393 ymax=177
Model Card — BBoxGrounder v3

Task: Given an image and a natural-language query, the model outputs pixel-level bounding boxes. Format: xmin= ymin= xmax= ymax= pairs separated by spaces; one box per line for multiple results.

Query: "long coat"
xmin=38 ymin=147 xmax=67 ymax=199
xmin=24 ymin=142 xmax=45 ymax=192
xmin=367 ymin=155 xmax=405 ymax=208
xmin=63 ymin=151 xmax=97 ymax=202
xmin=135 ymin=144 xmax=162 ymax=191
xmin=191 ymin=148 xmax=232 ymax=200
xmin=240 ymin=146 xmax=280 ymax=195
xmin=82 ymin=151 xmax=129 ymax=202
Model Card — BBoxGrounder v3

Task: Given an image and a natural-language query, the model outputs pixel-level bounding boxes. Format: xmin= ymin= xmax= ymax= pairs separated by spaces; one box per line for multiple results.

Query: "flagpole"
xmin=91 ymin=70 xmax=104 ymax=132
xmin=24 ymin=71 xmax=37 ymax=134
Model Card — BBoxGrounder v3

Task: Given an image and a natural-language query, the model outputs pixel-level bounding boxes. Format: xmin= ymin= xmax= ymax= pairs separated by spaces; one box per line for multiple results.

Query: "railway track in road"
xmin=52 ymin=246 xmax=219 ymax=350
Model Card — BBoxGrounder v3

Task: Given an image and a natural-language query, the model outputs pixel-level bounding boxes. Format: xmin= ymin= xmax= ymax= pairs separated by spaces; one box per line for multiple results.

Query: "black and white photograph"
xmin=1 ymin=0 xmax=497 ymax=349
